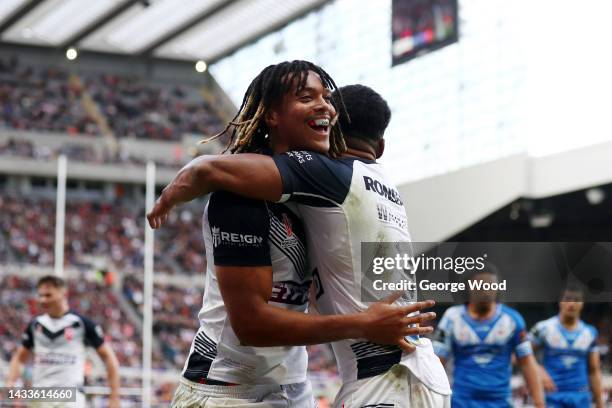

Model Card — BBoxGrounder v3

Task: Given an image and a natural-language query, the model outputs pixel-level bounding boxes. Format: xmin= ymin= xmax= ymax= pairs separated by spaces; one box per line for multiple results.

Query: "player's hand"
xmin=540 ymin=368 xmax=557 ymax=392
xmin=147 ymin=194 xmax=173 ymax=229
xmin=360 ymin=293 xmax=436 ymax=353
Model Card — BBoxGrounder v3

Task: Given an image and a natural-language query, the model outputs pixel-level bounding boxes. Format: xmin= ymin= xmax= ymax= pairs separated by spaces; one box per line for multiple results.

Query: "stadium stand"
xmin=0 ymin=57 xmax=99 ymax=135
xmin=0 ymin=193 xmax=206 ymax=275
xmin=0 ymin=56 xmax=227 ymax=174
xmin=0 ymin=137 xmax=186 ymax=168
xmin=123 ymin=276 xmax=198 ymax=367
xmin=1 ymin=57 xmax=225 ymax=142
xmin=84 ymin=73 xmax=225 ymax=141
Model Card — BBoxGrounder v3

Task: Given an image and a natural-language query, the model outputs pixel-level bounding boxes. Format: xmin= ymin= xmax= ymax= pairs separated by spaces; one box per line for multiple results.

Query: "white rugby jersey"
xmin=21 ymin=312 xmax=105 ymax=387
xmin=182 ymin=191 xmax=311 ymax=385
xmin=273 ymin=151 xmax=451 ymax=394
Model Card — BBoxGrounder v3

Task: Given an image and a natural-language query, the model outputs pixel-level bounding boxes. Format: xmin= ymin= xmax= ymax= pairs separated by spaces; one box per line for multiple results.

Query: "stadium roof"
xmin=0 ymin=0 xmax=328 ymax=63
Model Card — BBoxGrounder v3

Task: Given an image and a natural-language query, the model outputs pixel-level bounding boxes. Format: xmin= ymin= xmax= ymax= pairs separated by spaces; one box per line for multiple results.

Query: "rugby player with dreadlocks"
xmin=165 ymin=61 xmax=437 ymax=407
xmin=151 ymin=78 xmax=450 ymax=407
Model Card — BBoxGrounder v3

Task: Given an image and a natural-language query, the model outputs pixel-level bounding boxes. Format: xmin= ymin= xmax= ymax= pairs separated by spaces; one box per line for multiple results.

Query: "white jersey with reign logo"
xmin=181 ymin=191 xmax=311 ymax=385
xmin=21 ymin=312 xmax=105 ymax=387
xmin=273 ymin=151 xmax=451 ymax=394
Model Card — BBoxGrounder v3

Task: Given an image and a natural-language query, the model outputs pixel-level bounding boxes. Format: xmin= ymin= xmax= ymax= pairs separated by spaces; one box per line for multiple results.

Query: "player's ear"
xmin=376 ymin=138 xmax=385 ymax=159
xmin=265 ymin=108 xmax=279 ymax=128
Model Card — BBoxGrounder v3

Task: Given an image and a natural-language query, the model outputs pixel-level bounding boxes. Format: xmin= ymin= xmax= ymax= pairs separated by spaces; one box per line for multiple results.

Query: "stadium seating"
xmin=84 ymin=73 xmax=224 ymax=141
xmin=1 ymin=57 xmax=224 ymax=142
xmin=0 ymin=194 xmax=204 ymax=275
xmin=0 ymin=58 xmax=98 ymax=135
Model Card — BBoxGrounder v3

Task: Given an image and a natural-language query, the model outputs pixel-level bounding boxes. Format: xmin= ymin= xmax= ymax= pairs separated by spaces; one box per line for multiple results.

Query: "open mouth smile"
xmin=307 ymin=118 xmax=330 ymax=134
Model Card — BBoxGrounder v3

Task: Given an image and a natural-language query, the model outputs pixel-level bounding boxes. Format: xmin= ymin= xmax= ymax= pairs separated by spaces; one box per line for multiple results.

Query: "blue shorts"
xmin=546 ymin=391 xmax=591 ymax=408
xmin=451 ymin=395 xmax=512 ymax=408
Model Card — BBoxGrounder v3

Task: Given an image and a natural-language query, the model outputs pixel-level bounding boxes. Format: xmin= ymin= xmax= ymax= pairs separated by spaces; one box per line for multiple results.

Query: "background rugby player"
xmin=163 ymin=62 xmax=436 ymax=407
xmin=148 ymin=84 xmax=450 ymax=407
xmin=5 ymin=275 xmax=120 ymax=408
xmin=433 ymin=267 xmax=545 ymax=408
xmin=530 ymin=286 xmax=604 ymax=408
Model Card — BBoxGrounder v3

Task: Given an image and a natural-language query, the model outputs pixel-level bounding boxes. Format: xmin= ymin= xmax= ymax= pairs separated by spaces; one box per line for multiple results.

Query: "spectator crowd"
xmin=85 ymin=73 xmax=225 ymax=141
xmin=0 ymin=57 xmax=99 ymax=135
xmin=1 ymin=57 xmax=225 ymax=142
xmin=0 ymin=138 xmax=186 ymax=169
xmin=0 ymin=194 xmax=205 ymax=275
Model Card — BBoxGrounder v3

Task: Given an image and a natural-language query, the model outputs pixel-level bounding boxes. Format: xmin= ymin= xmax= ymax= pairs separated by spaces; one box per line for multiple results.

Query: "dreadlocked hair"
xmin=203 ymin=60 xmax=348 ymax=157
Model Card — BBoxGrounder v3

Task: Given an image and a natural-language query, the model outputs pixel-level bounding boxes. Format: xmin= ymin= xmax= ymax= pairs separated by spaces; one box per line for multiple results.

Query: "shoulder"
xmin=537 ymin=316 xmax=557 ymax=330
xmin=23 ymin=316 xmax=39 ymax=333
xmin=582 ymin=321 xmax=598 ymax=337
xmin=441 ymin=305 xmax=464 ymax=322
xmin=500 ymin=304 xmax=526 ymax=327
xmin=272 ymin=151 xmax=357 ymax=205
xmin=29 ymin=314 xmax=51 ymax=328
xmin=531 ymin=318 xmax=548 ymax=332
xmin=276 ymin=150 xmax=328 ymax=164
xmin=530 ymin=317 xmax=556 ymax=341
xmin=274 ymin=150 xmax=359 ymax=172
xmin=27 ymin=315 xmax=41 ymax=325
xmin=71 ymin=312 xmax=105 ymax=346
xmin=69 ymin=311 xmax=98 ymax=327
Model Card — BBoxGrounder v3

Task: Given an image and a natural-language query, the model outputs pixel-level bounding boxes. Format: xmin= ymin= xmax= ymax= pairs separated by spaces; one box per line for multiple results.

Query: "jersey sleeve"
xmin=81 ymin=316 xmax=105 ymax=348
xmin=207 ymin=191 xmax=271 ymax=267
xmin=528 ymin=321 xmax=545 ymax=348
xmin=511 ymin=312 xmax=533 ymax=358
xmin=433 ymin=309 xmax=454 ymax=359
xmin=272 ymin=151 xmax=352 ymax=205
xmin=588 ymin=326 xmax=599 ymax=353
xmin=21 ymin=320 xmax=35 ymax=349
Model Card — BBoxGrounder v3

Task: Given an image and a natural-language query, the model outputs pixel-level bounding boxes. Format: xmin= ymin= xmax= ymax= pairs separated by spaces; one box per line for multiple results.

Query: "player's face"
xmin=468 ymin=272 xmax=497 ymax=305
xmin=37 ymin=284 xmax=65 ymax=313
xmin=267 ymin=70 xmax=336 ymax=154
xmin=559 ymin=290 xmax=584 ymax=319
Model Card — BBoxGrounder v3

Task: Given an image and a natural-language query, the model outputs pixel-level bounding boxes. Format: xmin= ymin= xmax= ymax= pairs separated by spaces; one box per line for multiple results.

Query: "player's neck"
xmin=48 ymin=303 xmax=69 ymax=318
xmin=467 ymin=302 xmax=496 ymax=320
xmin=343 ymin=147 xmax=375 ymax=161
xmin=342 ymin=138 xmax=377 ymax=161
xmin=559 ymin=314 xmax=579 ymax=330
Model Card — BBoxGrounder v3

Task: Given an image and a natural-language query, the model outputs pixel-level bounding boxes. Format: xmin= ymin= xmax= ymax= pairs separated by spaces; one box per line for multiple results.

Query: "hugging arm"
xmin=148 ymin=154 xmax=282 ymax=228
xmin=208 ymin=191 xmax=435 ymax=351
xmin=218 ymin=264 xmax=435 ymax=351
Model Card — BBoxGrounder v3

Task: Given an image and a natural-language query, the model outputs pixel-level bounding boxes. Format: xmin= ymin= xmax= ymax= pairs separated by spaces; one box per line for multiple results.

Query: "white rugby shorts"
xmin=333 ymin=364 xmax=450 ymax=408
xmin=171 ymin=377 xmax=315 ymax=408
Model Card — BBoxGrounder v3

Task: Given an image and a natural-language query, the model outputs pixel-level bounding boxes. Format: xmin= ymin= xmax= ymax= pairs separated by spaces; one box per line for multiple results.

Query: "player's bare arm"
xmin=5 ymin=346 xmax=32 ymax=386
xmin=216 ymin=264 xmax=436 ymax=353
xmin=96 ymin=343 xmax=121 ymax=408
xmin=517 ymin=354 xmax=546 ymax=408
xmin=148 ymin=154 xmax=281 ymax=229
xmin=588 ymin=351 xmax=604 ymax=408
